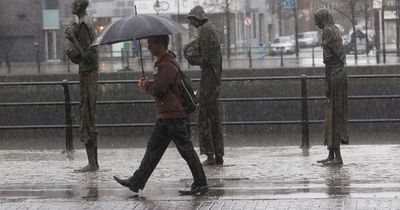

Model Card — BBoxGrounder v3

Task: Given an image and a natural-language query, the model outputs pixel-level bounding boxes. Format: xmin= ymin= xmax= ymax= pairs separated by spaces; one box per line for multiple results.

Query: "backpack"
xmin=178 ymin=69 xmax=199 ymax=113
xmin=168 ymin=55 xmax=199 ymax=114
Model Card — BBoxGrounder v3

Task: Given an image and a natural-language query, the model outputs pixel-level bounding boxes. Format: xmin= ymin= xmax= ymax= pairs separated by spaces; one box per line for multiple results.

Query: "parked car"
xmin=268 ymin=36 xmax=295 ymax=55
xmin=345 ymin=28 xmax=375 ymax=54
xmin=298 ymin=31 xmax=319 ymax=48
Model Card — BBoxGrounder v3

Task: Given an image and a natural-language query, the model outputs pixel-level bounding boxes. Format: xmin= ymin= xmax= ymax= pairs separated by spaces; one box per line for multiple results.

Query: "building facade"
xmin=0 ymin=0 xmax=43 ymax=62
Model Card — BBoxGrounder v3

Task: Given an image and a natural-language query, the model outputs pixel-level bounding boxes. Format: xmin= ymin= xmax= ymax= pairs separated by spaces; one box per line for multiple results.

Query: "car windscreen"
xmin=273 ymin=37 xmax=290 ymax=43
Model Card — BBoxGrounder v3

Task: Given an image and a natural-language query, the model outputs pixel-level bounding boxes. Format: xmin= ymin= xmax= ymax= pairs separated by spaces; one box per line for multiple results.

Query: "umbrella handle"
xmin=133 ymin=6 xmax=143 ymax=76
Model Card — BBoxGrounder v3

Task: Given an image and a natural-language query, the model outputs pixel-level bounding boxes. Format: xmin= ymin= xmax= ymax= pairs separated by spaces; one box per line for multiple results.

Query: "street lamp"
xmin=154 ymin=0 xmax=161 ymax=15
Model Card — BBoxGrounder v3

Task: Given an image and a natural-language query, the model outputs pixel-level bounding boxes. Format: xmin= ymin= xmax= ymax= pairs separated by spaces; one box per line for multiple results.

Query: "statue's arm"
xmin=65 ymin=25 xmax=85 ymax=57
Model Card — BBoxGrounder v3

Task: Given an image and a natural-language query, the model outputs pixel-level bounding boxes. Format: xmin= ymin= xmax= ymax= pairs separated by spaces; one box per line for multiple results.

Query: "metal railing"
xmin=1 ymin=74 xmax=400 ymax=151
xmin=2 ymin=43 xmax=400 ymax=74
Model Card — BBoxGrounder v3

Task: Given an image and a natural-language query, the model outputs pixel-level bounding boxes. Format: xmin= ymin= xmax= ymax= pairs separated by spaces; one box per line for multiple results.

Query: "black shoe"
xmin=215 ymin=155 xmax=224 ymax=165
xmin=178 ymin=185 xmax=208 ymax=195
xmin=113 ymin=176 xmax=139 ymax=193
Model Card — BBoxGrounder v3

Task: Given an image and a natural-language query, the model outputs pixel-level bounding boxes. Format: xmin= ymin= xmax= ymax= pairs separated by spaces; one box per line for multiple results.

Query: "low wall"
xmin=0 ymin=65 xmax=399 ymax=149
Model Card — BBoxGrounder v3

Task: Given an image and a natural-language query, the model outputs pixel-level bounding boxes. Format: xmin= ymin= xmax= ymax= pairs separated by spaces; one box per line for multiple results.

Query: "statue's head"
xmin=314 ymin=8 xmax=334 ymax=29
xmin=72 ymin=0 xmax=89 ymax=15
xmin=186 ymin=6 xmax=208 ymax=28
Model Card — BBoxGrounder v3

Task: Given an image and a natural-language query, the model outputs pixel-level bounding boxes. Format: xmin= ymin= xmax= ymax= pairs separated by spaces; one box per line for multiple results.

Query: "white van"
xmin=298 ymin=31 xmax=319 ymax=48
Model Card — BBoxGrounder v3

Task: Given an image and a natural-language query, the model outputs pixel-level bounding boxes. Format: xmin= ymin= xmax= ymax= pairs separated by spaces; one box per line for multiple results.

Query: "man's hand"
xmin=138 ymin=76 xmax=149 ymax=89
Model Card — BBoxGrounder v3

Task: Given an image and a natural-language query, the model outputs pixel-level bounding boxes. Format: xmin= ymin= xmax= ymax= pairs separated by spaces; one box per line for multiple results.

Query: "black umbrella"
xmin=93 ymin=14 xmax=186 ymax=45
xmin=91 ymin=13 xmax=187 ymax=75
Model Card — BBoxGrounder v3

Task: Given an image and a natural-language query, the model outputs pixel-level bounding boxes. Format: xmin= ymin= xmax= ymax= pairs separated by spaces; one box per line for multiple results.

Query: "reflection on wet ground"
xmin=1 ymin=145 xmax=400 ymax=209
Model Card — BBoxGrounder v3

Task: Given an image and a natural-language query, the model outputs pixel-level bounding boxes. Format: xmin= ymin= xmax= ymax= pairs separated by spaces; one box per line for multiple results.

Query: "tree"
xmin=318 ymin=0 xmax=373 ymax=63
xmin=201 ymin=0 xmax=233 ymax=59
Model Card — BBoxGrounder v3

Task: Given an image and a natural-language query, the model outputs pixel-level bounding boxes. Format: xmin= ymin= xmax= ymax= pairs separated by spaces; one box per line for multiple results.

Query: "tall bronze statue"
xmin=65 ymin=0 xmax=99 ymax=172
xmin=185 ymin=6 xmax=224 ymax=165
xmin=314 ymin=8 xmax=348 ymax=165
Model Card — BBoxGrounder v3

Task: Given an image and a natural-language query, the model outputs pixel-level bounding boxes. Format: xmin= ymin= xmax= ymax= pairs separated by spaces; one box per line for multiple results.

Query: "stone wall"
xmin=0 ymin=65 xmax=399 ymax=149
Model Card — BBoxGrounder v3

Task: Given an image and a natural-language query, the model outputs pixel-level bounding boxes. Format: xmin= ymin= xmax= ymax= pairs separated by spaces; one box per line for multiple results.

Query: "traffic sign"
xmin=244 ymin=16 xmax=252 ymax=26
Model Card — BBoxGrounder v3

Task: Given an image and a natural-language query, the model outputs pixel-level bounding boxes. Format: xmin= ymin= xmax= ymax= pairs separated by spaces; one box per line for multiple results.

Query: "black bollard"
xmin=300 ymin=74 xmax=310 ymax=148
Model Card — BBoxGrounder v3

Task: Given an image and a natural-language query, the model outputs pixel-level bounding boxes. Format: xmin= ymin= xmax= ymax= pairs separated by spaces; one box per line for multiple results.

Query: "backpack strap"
xmin=163 ymin=56 xmax=183 ymax=99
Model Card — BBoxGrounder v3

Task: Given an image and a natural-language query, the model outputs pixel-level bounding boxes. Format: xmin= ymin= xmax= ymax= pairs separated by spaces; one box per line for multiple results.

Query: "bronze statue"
xmin=65 ymin=0 xmax=99 ymax=172
xmin=185 ymin=6 xmax=224 ymax=166
xmin=314 ymin=8 xmax=348 ymax=165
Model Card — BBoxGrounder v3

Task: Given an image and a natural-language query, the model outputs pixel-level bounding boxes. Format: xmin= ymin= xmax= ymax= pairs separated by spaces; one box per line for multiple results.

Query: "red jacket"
xmin=145 ymin=51 xmax=186 ymax=119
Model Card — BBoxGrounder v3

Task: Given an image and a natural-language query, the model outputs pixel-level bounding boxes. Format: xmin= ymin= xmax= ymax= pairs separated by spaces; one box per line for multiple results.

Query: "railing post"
xmin=301 ymin=74 xmax=310 ymax=148
xmin=376 ymin=49 xmax=380 ymax=64
xmin=247 ymin=48 xmax=252 ymax=68
xmin=62 ymin=79 xmax=73 ymax=152
xmin=280 ymin=47 xmax=284 ymax=67
xmin=126 ymin=50 xmax=130 ymax=69
xmin=66 ymin=53 xmax=71 ymax=73
xmin=36 ymin=54 xmax=41 ymax=74
xmin=312 ymin=46 xmax=315 ymax=67
xmin=5 ymin=53 xmax=10 ymax=74
xmin=121 ymin=48 xmax=124 ymax=68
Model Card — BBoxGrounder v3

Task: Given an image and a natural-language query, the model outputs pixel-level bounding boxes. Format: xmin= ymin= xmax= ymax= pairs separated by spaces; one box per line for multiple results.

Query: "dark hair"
xmin=151 ymin=35 xmax=169 ymax=49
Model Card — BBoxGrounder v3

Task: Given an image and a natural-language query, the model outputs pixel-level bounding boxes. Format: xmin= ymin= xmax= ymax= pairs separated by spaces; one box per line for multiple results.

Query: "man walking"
xmin=314 ymin=8 xmax=349 ymax=165
xmin=185 ymin=6 xmax=224 ymax=165
xmin=113 ymin=35 xmax=208 ymax=195
xmin=65 ymin=0 xmax=99 ymax=172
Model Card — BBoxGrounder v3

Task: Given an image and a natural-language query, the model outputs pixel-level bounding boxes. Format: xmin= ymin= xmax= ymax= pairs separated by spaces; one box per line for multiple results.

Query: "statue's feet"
xmin=73 ymin=164 xmax=99 ymax=173
xmin=202 ymin=157 xmax=216 ymax=166
xmin=323 ymin=159 xmax=343 ymax=165
xmin=317 ymin=157 xmax=334 ymax=163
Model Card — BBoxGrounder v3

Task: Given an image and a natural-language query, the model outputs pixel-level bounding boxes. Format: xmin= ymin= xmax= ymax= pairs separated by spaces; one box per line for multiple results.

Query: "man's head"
xmin=147 ymin=35 xmax=169 ymax=57
xmin=72 ymin=0 xmax=89 ymax=15
xmin=314 ymin=8 xmax=334 ymax=29
xmin=186 ymin=6 xmax=208 ymax=28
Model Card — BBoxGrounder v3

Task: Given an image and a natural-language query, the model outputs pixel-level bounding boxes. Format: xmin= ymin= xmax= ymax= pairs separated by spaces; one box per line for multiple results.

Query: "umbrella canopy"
xmin=92 ymin=14 xmax=187 ymax=46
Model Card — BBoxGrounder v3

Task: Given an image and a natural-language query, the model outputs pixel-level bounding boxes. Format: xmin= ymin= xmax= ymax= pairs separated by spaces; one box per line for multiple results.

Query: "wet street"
xmin=0 ymin=145 xmax=400 ymax=209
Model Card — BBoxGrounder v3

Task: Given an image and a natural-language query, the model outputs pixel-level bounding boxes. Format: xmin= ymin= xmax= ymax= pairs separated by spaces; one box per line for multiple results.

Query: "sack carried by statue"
xmin=65 ymin=23 xmax=81 ymax=64
xmin=184 ymin=39 xmax=202 ymax=66
xmin=66 ymin=44 xmax=81 ymax=64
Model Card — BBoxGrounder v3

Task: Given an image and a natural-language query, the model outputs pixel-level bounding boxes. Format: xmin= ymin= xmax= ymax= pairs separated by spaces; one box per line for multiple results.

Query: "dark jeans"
xmin=130 ymin=118 xmax=207 ymax=189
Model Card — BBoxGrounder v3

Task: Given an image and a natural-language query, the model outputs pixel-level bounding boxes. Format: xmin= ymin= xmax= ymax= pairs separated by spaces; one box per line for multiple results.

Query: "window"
xmin=116 ymin=1 xmax=126 ymax=7
xmin=324 ymin=3 xmax=337 ymax=11
xmin=44 ymin=0 xmax=59 ymax=10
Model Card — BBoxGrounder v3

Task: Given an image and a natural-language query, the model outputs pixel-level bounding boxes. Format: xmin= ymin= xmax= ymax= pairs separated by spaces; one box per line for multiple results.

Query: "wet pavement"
xmin=0 ymin=145 xmax=400 ymax=209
